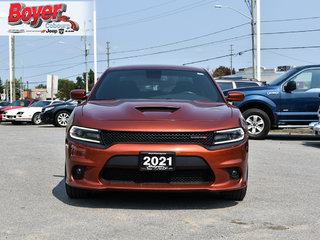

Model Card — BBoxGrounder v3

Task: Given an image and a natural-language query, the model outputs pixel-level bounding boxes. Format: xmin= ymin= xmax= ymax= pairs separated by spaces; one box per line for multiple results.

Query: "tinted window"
xmin=30 ymin=101 xmax=51 ymax=107
xmin=269 ymin=68 xmax=299 ymax=86
xmin=236 ymin=82 xmax=259 ymax=88
xmin=217 ymin=82 xmax=233 ymax=90
xmin=91 ymin=69 xmax=224 ymax=102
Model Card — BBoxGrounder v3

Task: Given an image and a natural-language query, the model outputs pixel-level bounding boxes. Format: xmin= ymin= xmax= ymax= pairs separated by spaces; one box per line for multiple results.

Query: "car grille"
xmin=100 ymin=131 xmax=214 ymax=147
xmin=100 ymin=156 xmax=215 ymax=184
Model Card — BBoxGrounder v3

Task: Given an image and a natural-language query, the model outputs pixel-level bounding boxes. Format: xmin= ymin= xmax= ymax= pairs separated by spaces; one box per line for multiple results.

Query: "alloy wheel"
xmin=246 ymin=115 xmax=265 ymax=135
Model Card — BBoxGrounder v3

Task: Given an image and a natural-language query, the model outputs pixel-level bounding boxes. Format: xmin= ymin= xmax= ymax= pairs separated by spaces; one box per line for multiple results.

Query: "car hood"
xmin=74 ymin=100 xmax=241 ymax=132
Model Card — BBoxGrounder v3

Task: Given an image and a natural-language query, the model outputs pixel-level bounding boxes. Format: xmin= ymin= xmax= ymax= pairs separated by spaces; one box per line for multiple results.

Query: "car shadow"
xmin=52 ymin=179 xmax=238 ymax=210
xmin=302 ymin=141 xmax=320 ymax=149
xmin=38 ymin=125 xmax=57 ymax=128
xmin=265 ymin=134 xmax=320 ymax=141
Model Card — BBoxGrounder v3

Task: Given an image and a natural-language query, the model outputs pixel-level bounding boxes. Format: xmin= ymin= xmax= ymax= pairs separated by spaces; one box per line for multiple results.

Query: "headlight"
xmin=69 ymin=126 xmax=101 ymax=144
xmin=44 ymin=106 xmax=55 ymax=112
xmin=213 ymin=127 xmax=245 ymax=145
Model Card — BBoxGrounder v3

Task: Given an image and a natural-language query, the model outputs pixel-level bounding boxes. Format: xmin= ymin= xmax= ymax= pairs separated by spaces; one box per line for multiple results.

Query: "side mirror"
xmin=284 ymin=81 xmax=296 ymax=92
xmin=226 ymin=92 xmax=245 ymax=102
xmin=70 ymin=89 xmax=86 ymax=100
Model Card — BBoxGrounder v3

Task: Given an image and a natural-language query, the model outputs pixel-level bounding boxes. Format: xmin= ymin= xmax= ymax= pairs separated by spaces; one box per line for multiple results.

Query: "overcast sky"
xmin=1 ymin=0 xmax=320 ymax=88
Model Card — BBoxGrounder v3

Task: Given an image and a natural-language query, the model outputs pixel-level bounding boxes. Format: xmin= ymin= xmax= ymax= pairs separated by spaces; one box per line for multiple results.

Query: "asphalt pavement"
xmin=0 ymin=123 xmax=319 ymax=240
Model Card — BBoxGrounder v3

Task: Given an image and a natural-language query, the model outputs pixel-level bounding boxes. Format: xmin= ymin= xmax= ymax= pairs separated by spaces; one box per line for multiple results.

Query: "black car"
xmin=40 ymin=100 xmax=77 ymax=127
xmin=0 ymin=101 xmax=10 ymax=108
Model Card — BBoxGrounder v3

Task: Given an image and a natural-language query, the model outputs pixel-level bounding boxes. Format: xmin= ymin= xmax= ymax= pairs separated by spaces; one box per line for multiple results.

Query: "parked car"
xmin=40 ymin=99 xmax=77 ymax=127
xmin=309 ymin=106 xmax=320 ymax=136
xmin=216 ymin=78 xmax=265 ymax=91
xmin=224 ymin=65 xmax=320 ymax=139
xmin=0 ymin=101 xmax=10 ymax=108
xmin=0 ymin=99 xmax=37 ymax=123
xmin=2 ymin=100 xmax=62 ymax=125
xmin=65 ymin=65 xmax=248 ymax=200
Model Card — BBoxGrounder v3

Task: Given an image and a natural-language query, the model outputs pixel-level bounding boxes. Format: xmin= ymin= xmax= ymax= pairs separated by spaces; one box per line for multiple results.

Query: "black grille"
xmin=100 ymin=156 xmax=215 ymax=184
xmin=100 ymin=131 xmax=214 ymax=147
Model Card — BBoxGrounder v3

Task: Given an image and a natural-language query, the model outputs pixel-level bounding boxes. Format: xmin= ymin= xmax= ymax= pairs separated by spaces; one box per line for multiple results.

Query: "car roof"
xmin=107 ymin=65 xmax=206 ymax=72
xmin=294 ymin=64 xmax=320 ymax=71
xmin=216 ymin=79 xmax=259 ymax=83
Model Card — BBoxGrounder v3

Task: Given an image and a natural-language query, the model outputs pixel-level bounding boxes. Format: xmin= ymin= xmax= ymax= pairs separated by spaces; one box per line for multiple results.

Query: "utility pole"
xmin=107 ymin=41 xmax=110 ymax=68
xmin=256 ymin=0 xmax=261 ymax=81
xmin=12 ymin=36 xmax=16 ymax=101
xmin=230 ymin=44 xmax=233 ymax=74
xmin=84 ymin=21 xmax=89 ymax=92
xmin=27 ymin=81 xmax=29 ymax=98
xmin=251 ymin=0 xmax=256 ymax=80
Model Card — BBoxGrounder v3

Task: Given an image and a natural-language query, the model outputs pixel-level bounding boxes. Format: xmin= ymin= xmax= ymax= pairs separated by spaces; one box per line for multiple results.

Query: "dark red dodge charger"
xmin=65 ymin=65 xmax=248 ymax=200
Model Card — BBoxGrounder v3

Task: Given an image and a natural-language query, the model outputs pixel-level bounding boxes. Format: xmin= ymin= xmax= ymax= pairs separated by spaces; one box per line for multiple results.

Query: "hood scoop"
xmin=135 ymin=106 xmax=180 ymax=113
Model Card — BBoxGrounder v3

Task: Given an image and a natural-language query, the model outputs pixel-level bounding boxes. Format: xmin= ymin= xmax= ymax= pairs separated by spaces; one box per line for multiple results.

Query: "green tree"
xmin=56 ymin=79 xmax=77 ymax=100
xmin=0 ymin=78 xmax=4 ymax=94
xmin=212 ymin=66 xmax=233 ymax=78
xmin=14 ymin=77 xmax=24 ymax=100
xmin=35 ymin=84 xmax=47 ymax=89
xmin=76 ymin=69 xmax=95 ymax=91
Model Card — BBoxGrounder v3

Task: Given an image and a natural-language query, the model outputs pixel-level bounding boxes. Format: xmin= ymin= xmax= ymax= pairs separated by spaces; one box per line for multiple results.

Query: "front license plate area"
xmin=139 ymin=152 xmax=175 ymax=171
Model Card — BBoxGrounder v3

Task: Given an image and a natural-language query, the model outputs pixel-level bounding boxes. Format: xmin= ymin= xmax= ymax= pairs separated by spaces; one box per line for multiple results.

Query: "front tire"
xmin=54 ymin=111 xmax=70 ymax=127
xmin=242 ymin=108 xmax=271 ymax=140
xmin=32 ymin=113 xmax=42 ymax=125
xmin=220 ymin=186 xmax=247 ymax=201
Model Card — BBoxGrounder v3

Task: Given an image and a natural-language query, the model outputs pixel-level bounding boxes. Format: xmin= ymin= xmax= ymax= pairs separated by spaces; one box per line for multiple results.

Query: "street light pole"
xmin=93 ymin=0 xmax=97 ymax=84
xmin=215 ymin=3 xmax=259 ymax=80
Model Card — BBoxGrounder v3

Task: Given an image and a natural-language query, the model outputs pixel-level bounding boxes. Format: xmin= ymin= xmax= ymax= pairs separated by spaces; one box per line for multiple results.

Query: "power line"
xmin=98 ymin=0 xmax=214 ymax=30
xmin=267 ymin=50 xmax=316 ymax=65
xmin=24 ymin=63 xmax=83 ymax=79
xmin=96 ymin=34 xmax=251 ymax=62
xmin=105 ymin=28 xmax=320 ymax=62
xmin=262 ymin=28 xmax=320 ymax=35
xmin=183 ymin=49 xmax=252 ymax=65
xmin=184 ymin=45 xmax=320 ymax=65
xmin=109 ymin=22 xmax=250 ymax=55
xmin=262 ymin=46 xmax=320 ymax=50
xmin=262 ymin=16 xmax=320 ymax=23
xmin=97 ymin=0 xmax=177 ymax=20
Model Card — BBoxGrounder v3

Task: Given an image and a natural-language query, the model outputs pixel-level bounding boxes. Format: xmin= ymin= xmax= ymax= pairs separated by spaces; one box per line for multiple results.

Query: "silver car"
xmin=309 ymin=106 xmax=320 ymax=135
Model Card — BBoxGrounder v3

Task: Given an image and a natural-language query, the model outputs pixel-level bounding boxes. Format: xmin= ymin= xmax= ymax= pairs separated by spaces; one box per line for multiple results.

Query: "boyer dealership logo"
xmin=8 ymin=2 xmax=79 ymax=34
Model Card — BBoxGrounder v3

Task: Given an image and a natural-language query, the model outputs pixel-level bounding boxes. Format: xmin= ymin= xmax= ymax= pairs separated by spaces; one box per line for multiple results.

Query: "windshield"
xmin=30 ymin=101 xmax=50 ymax=107
xmin=268 ymin=68 xmax=299 ymax=86
xmin=91 ymin=69 xmax=224 ymax=102
xmin=9 ymin=100 xmax=31 ymax=107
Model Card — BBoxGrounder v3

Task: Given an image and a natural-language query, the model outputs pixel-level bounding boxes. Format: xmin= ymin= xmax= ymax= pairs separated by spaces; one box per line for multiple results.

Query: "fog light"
xmin=72 ymin=166 xmax=86 ymax=180
xmin=228 ymin=168 xmax=241 ymax=180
